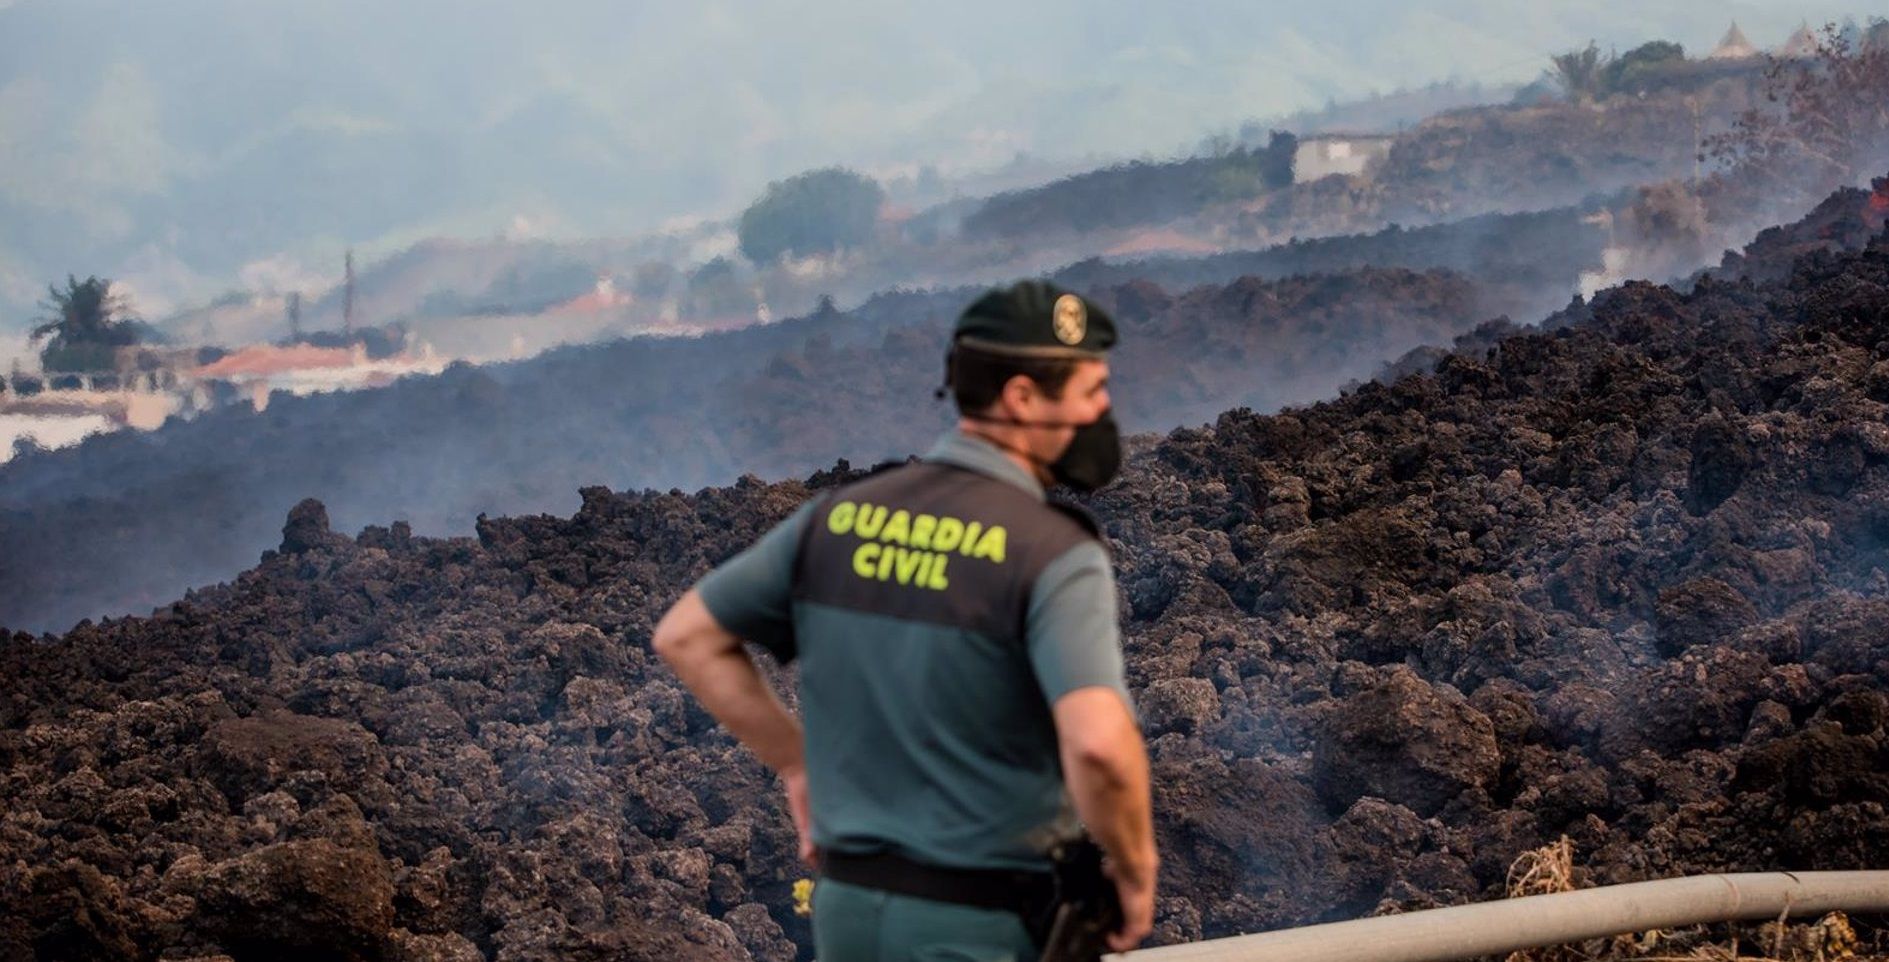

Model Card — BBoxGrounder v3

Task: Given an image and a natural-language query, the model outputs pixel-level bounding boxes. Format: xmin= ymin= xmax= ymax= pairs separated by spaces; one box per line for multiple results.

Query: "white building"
xmin=1293 ymin=134 xmax=1396 ymax=184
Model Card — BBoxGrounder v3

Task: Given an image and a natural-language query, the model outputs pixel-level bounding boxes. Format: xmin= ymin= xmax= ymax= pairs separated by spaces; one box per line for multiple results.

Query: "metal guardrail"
xmin=1113 ymin=871 xmax=1889 ymax=962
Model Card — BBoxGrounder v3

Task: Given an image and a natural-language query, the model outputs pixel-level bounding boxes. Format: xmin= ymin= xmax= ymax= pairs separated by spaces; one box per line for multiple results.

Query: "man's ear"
xmin=1000 ymin=372 xmax=1037 ymax=413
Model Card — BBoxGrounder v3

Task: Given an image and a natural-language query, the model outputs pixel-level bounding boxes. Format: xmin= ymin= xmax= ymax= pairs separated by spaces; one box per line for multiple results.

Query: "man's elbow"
xmin=653 ymin=589 xmax=737 ymax=669
xmin=651 ymin=599 xmax=694 ymax=664
xmin=1068 ymin=735 xmax=1134 ymax=774
xmin=651 ymin=620 xmax=681 ymax=663
xmin=1054 ymin=687 xmax=1145 ymax=774
xmin=1063 ymin=724 xmax=1145 ymax=781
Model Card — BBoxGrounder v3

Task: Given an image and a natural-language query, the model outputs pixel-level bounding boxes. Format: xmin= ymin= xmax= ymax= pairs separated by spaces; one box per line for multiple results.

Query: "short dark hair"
xmin=945 ymin=342 xmax=1081 ymax=413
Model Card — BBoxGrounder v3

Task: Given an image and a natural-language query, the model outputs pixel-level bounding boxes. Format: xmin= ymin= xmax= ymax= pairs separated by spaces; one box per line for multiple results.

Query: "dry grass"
xmin=1508 ymin=835 xmax=1577 ymax=899
xmin=1501 ymin=838 xmax=1876 ymax=962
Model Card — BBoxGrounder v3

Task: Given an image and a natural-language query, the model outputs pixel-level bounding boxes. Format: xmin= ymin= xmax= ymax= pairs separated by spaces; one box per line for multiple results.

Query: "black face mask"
xmin=963 ymin=408 xmax=1122 ymax=492
xmin=1047 ymin=408 xmax=1121 ymax=492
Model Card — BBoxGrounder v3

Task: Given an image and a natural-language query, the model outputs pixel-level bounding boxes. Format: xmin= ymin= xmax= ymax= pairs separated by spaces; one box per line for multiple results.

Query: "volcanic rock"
xmin=385 ymin=929 xmax=484 ymax=962
xmin=1141 ymin=678 xmax=1222 ymax=736
xmin=196 ymin=712 xmax=388 ymax=806
xmin=723 ymin=904 xmax=795 ymax=962
xmin=1654 ymin=577 xmax=1759 ymax=657
xmin=191 ymin=839 xmax=395 ymax=961
xmin=0 ymin=860 xmax=144 ymax=961
xmin=1313 ymin=667 xmax=1501 ymax=817
xmin=281 ymin=498 xmax=343 ymax=555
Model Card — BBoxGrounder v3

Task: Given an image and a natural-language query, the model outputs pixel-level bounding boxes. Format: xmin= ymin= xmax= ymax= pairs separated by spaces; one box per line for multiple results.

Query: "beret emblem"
xmin=1052 ymin=294 xmax=1087 ymax=346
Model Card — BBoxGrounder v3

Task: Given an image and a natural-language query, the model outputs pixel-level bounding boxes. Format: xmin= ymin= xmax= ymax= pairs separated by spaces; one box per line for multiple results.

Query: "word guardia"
xmin=825 ymin=500 xmax=1008 ymax=591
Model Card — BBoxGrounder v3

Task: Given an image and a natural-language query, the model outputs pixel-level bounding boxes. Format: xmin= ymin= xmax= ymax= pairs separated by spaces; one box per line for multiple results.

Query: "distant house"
xmin=1293 ymin=133 xmax=1396 ymax=184
xmin=193 ymin=343 xmax=364 ymax=380
xmin=551 ymin=276 xmax=633 ymax=315
xmin=1709 ymin=22 xmax=1759 ymax=60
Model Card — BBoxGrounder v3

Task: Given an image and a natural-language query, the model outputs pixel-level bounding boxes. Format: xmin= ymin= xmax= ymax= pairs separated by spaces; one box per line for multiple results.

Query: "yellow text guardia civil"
xmin=825 ymin=500 xmax=1009 ymax=592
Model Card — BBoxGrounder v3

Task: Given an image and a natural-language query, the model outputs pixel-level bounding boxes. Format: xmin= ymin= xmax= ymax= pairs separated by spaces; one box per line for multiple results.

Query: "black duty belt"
xmin=820 ymin=849 xmax=1056 ymax=916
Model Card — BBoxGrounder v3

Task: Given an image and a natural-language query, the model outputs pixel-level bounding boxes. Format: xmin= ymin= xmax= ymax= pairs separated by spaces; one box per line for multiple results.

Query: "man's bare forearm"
xmin=1063 ymin=736 xmax=1156 ymax=882
xmin=671 ymin=645 xmax=805 ymax=773
xmin=653 ymin=591 xmax=805 ymax=776
xmin=1053 ymin=684 xmax=1155 ymax=882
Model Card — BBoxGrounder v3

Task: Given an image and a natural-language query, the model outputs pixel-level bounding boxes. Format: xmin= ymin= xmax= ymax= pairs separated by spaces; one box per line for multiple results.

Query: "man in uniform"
xmin=653 ymin=280 xmax=1156 ymax=960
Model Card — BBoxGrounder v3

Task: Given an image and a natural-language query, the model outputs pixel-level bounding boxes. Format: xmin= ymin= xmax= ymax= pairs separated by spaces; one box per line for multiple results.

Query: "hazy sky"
xmin=0 ymin=0 xmax=1868 ymax=322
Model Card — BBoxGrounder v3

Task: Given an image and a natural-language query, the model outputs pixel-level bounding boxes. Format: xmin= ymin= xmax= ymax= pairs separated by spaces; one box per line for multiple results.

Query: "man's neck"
xmin=957 ymin=422 xmax=1050 ymax=487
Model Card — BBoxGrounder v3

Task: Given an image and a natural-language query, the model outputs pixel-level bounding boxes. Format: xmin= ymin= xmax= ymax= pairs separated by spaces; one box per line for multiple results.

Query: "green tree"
xmin=30 ymin=275 xmax=145 ymax=373
xmin=1550 ymin=43 xmax=1606 ymax=102
xmin=1605 ymin=40 xmax=1687 ymax=94
xmin=737 ymin=167 xmax=885 ymax=264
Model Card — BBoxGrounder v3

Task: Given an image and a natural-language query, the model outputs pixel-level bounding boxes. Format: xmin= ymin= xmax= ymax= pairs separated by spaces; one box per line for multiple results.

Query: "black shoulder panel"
xmin=791 ymin=462 xmax=1095 ymax=643
xmin=1045 ymin=500 xmax=1103 ymax=543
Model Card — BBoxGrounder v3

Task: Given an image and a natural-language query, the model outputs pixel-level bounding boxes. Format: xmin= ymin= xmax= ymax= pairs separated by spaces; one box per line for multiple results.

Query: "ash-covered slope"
xmin=2 ymin=179 xmax=1888 ymax=960
xmin=3 ymin=198 xmax=1597 ymax=634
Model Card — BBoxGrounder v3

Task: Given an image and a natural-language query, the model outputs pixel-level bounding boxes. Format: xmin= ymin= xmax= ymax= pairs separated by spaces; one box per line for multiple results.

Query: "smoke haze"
xmin=0 ymin=0 xmax=1857 ymax=322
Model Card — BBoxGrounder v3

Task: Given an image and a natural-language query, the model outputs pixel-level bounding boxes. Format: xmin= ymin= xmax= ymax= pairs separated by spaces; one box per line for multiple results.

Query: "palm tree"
xmin=1550 ymin=43 xmax=1606 ymax=103
xmin=30 ymin=275 xmax=142 ymax=373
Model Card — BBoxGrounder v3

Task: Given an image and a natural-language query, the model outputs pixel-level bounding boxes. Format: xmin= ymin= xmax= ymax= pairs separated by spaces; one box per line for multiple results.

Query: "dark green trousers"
xmin=812 ymin=878 xmax=1039 ymax=962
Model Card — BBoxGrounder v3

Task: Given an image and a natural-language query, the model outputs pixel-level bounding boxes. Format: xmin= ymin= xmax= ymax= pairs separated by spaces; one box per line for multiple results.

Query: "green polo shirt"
xmin=694 ymin=430 xmax=1127 ymax=870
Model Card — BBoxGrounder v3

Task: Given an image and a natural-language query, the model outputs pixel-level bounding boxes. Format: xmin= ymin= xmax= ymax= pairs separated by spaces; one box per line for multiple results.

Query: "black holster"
xmin=1030 ymin=836 xmax=1123 ymax=962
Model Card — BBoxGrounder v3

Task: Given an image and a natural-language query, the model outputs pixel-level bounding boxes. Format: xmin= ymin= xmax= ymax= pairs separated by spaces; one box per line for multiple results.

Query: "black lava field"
xmin=4 ymin=179 xmax=1889 ymax=960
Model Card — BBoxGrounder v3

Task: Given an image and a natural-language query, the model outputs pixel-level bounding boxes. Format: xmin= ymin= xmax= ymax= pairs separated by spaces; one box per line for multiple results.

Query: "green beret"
xmin=952 ymin=280 xmax=1117 ymax=359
